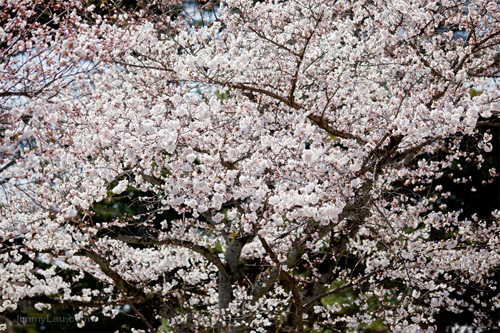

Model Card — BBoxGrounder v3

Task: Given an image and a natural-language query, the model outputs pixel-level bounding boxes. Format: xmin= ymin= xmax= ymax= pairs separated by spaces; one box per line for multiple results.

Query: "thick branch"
xmin=307 ymin=114 xmax=368 ymax=145
xmin=210 ymin=80 xmax=302 ymax=109
xmin=210 ymin=80 xmax=369 ymax=147
xmin=219 ymin=236 xmax=252 ymax=314
xmin=115 ymin=234 xmax=231 ymax=281
xmin=251 ymin=266 xmax=280 ymax=304
xmin=477 ymin=120 xmax=500 ymax=127
xmin=398 ymin=138 xmax=437 ymax=166
xmin=225 ymin=236 xmax=252 ymax=277
xmin=258 ymin=235 xmax=304 ymax=333
xmin=75 ymin=249 xmax=149 ymax=302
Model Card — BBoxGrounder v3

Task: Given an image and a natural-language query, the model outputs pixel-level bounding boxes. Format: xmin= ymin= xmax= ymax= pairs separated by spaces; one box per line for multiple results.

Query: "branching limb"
xmin=306 ymin=114 xmax=368 ymax=145
xmin=75 ymin=249 xmax=150 ymax=302
xmin=257 ymin=235 xmax=305 ymax=333
xmin=303 ymin=271 xmax=377 ymax=311
xmin=115 ymin=234 xmax=231 ymax=281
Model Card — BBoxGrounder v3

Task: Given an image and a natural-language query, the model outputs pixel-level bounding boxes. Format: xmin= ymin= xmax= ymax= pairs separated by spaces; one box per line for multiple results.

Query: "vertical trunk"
xmin=218 ymin=237 xmax=251 ymax=333
xmin=218 ymin=272 xmax=233 ymax=311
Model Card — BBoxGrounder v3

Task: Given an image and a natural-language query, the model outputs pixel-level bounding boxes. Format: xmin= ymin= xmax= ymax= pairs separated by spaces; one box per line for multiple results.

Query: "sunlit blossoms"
xmin=0 ymin=0 xmax=499 ymax=332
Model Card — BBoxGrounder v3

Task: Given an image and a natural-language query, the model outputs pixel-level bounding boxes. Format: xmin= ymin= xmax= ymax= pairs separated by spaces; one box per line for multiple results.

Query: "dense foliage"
xmin=0 ymin=0 xmax=499 ymax=332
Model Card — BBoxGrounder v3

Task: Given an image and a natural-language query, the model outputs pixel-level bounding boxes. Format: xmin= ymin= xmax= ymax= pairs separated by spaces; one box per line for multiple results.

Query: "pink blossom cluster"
xmin=0 ymin=0 xmax=499 ymax=331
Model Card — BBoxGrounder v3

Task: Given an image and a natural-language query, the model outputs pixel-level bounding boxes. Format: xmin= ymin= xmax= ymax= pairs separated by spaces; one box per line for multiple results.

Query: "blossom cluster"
xmin=0 ymin=0 xmax=499 ymax=331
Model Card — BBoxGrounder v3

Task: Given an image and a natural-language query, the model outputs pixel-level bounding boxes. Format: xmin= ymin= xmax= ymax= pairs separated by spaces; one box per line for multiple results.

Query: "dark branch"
xmin=307 ymin=114 xmax=368 ymax=145
xmin=115 ymin=234 xmax=231 ymax=280
xmin=303 ymin=271 xmax=376 ymax=310
xmin=75 ymin=249 xmax=150 ymax=302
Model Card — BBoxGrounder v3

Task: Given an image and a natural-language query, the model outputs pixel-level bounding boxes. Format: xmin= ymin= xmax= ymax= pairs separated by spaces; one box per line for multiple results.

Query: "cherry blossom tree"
xmin=1 ymin=0 xmax=500 ymax=332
